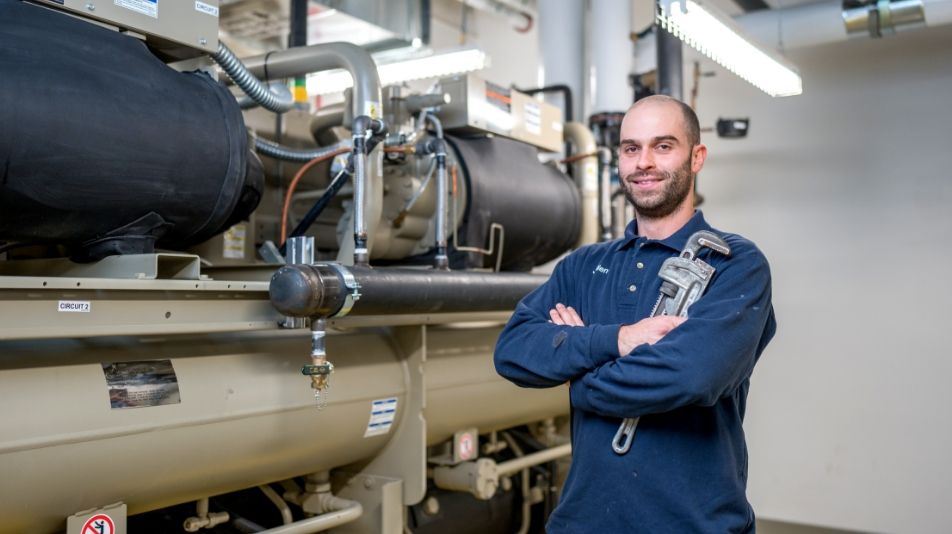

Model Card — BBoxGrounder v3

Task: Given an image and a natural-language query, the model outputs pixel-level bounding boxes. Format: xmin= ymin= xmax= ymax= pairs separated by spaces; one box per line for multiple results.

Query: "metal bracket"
xmin=315 ymin=262 xmax=362 ymax=318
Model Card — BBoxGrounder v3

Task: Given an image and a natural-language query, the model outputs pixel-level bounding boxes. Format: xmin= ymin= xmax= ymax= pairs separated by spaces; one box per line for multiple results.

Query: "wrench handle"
xmin=612 ymin=416 xmax=640 ymax=454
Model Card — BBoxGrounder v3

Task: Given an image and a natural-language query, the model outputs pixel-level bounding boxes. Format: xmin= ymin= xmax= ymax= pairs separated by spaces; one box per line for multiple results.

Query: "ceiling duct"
xmin=735 ymin=0 xmax=952 ymax=50
xmin=312 ymin=0 xmax=429 ymax=52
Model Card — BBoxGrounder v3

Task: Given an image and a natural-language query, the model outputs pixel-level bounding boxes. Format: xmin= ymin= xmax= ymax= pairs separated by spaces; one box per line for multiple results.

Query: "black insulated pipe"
xmin=270 ymin=264 xmax=547 ymax=318
xmin=656 ymin=21 xmax=684 ymax=100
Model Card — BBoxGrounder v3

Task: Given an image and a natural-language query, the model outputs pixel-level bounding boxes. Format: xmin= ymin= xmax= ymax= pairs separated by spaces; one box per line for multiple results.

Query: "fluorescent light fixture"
xmin=658 ymin=0 xmax=803 ymax=97
xmin=307 ymin=48 xmax=490 ymax=96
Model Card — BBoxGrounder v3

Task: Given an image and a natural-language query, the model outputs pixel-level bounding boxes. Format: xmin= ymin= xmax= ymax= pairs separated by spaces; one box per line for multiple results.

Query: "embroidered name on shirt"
xmin=593 ymin=264 xmax=610 ymax=275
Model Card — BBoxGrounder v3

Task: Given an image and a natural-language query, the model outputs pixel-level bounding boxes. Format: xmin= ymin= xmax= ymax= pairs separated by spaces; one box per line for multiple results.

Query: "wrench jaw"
xmin=657 ymin=257 xmax=716 ymax=317
xmin=680 ymin=230 xmax=732 ymax=261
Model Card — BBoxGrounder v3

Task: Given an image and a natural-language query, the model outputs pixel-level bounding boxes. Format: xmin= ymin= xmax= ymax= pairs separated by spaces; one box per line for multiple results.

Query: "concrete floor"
xmin=758 ymin=519 xmax=870 ymax=534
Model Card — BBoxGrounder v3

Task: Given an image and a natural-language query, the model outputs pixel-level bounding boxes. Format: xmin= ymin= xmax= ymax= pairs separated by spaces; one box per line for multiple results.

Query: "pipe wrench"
xmin=611 ymin=230 xmax=731 ymax=455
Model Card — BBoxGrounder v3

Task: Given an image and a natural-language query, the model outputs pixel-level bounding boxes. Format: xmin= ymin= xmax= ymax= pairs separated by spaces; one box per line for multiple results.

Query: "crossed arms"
xmin=493 ymin=245 xmax=775 ymax=419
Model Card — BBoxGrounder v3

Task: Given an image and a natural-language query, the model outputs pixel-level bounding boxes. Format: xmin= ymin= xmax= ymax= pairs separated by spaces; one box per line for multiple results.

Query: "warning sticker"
xmin=81 ymin=514 xmax=115 ymax=534
xmin=115 ymin=0 xmax=158 ymax=19
xmin=102 ymin=360 xmax=180 ymax=409
xmin=364 ymin=397 xmax=398 ymax=437
xmin=222 ymin=223 xmax=247 ymax=259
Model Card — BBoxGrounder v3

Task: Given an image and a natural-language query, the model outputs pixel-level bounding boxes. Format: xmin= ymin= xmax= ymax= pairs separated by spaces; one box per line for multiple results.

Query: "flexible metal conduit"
xmin=238 ymin=82 xmax=293 ymax=110
xmin=213 ymin=42 xmax=295 ymax=114
xmin=269 ymin=264 xmax=548 ymax=318
xmin=240 ymin=42 xmax=382 ymax=119
xmin=254 ymin=137 xmax=351 ymax=163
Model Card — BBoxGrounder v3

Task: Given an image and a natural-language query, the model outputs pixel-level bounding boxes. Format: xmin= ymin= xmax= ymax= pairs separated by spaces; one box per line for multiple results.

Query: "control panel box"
xmin=438 ymin=74 xmax=564 ymax=153
xmin=36 ymin=0 xmax=219 ymax=57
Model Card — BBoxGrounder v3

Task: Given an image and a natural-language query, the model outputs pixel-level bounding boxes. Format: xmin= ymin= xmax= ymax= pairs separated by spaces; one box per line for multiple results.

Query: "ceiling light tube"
xmin=659 ymin=0 xmax=803 ymax=97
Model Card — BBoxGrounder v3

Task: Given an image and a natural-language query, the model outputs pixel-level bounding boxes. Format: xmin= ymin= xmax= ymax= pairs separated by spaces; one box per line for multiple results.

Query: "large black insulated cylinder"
xmin=447 ymin=135 xmax=581 ymax=271
xmin=0 ymin=0 xmax=263 ymax=260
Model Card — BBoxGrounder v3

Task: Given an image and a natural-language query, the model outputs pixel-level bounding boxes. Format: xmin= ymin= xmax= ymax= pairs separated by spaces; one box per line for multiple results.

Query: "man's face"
xmin=618 ymin=102 xmax=706 ymax=219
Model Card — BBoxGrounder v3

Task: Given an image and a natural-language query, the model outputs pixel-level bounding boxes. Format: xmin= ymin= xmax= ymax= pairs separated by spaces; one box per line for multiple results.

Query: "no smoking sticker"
xmin=82 ymin=514 xmax=115 ymax=534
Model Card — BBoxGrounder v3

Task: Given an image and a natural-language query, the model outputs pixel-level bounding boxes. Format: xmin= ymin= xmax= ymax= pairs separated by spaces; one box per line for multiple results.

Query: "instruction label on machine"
xmin=222 ymin=223 xmax=247 ymax=259
xmin=364 ymin=397 xmax=398 ymax=437
xmin=115 ymin=0 xmax=158 ymax=19
xmin=102 ymin=360 xmax=180 ymax=409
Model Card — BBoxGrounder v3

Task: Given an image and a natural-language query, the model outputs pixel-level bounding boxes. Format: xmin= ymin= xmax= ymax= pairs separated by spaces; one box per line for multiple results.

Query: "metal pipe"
xmin=259 ymin=485 xmax=294 ymax=525
xmin=597 ymin=147 xmax=613 ymax=241
xmin=241 ymin=43 xmax=382 ymax=119
xmin=252 ymin=501 xmax=362 ymax=534
xmin=562 ymin=122 xmax=599 ymax=247
xmin=496 ymin=443 xmax=572 ymax=477
xmin=434 ymin=149 xmax=449 ymax=270
xmin=350 ymin=115 xmax=386 ymax=266
xmin=589 ymin=0 xmax=633 ymax=113
xmin=352 ymin=135 xmax=369 ymax=265
xmin=269 ymin=264 xmax=548 ymax=318
xmin=736 ymin=0 xmax=947 ymax=50
xmin=501 ymin=432 xmax=532 ymax=534
xmin=656 ymin=19 xmax=683 ymax=100
xmin=416 ymin=117 xmax=448 ymax=270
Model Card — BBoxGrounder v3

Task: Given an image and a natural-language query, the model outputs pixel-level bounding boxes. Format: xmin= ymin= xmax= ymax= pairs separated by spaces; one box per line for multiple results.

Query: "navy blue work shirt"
xmin=494 ymin=210 xmax=777 ymax=533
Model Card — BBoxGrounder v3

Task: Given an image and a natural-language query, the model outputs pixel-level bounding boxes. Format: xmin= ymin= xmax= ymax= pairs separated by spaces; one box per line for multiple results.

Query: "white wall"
xmin=693 ymin=24 xmax=952 ymax=534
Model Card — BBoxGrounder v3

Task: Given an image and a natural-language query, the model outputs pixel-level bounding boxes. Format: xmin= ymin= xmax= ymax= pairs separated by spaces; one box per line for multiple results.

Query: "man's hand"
xmin=549 ymin=303 xmax=685 ymax=356
xmin=549 ymin=303 xmax=584 ymax=326
xmin=617 ymin=316 xmax=686 ymax=356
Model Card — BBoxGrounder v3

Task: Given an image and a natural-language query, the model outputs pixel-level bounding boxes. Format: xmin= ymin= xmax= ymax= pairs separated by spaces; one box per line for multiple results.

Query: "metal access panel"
xmin=438 ymin=74 xmax=564 ymax=153
xmin=34 ymin=0 xmax=220 ymax=56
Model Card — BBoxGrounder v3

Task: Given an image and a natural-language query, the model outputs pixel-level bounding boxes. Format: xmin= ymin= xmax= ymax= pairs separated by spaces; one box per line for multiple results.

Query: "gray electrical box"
xmin=35 ymin=0 xmax=219 ymax=58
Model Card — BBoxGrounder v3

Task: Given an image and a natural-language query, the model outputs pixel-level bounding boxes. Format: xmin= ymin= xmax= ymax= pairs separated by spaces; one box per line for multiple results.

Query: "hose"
xmin=212 ymin=41 xmax=294 ymax=114
xmin=282 ymin=166 xmax=350 ymax=253
xmin=280 ymin=147 xmax=353 ymax=243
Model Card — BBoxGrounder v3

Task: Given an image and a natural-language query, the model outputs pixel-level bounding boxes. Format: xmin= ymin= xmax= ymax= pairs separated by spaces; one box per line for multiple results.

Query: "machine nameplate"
xmin=102 ymin=360 xmax=181 ymax=409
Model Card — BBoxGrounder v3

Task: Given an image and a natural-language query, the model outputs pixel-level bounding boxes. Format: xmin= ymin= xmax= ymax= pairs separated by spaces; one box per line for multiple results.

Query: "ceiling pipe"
xmin=735 ymin=0 xmax=951 ymax=50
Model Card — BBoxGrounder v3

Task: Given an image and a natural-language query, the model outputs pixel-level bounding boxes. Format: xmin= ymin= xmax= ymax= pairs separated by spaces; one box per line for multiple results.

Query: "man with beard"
xmin=494 ymin=95 xmax=776 ymax=533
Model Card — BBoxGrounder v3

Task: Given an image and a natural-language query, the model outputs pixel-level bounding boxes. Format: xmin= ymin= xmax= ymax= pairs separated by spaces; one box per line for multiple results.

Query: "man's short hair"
xmin=629 ymin=95 xmax=701 ymax=146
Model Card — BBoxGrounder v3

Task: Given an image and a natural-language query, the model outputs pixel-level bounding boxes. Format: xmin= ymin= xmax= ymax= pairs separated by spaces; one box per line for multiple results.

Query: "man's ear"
xmin=691 ymin=144 xmax=708 ymax=174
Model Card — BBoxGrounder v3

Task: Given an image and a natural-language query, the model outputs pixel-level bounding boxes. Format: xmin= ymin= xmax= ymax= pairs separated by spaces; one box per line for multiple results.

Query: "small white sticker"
xmin=115 ymin=0 xmax=158 ymax=18
xmin=524 ymin=102 xmax=542 ymax=136
xmin=58 ymin=300 xmax=91 ymax=313
xmin=195 ymin=1 xmax=219 ymax=17
xmin=222 ymin=223 xmax=246 ymax=260
xmin=364 ymin=397 xmax=398 ymax=437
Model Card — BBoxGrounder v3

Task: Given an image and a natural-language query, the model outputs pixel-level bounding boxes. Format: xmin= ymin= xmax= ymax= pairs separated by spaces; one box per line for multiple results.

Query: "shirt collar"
xmin=620 ymin=210 xmax=712 ymax=252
